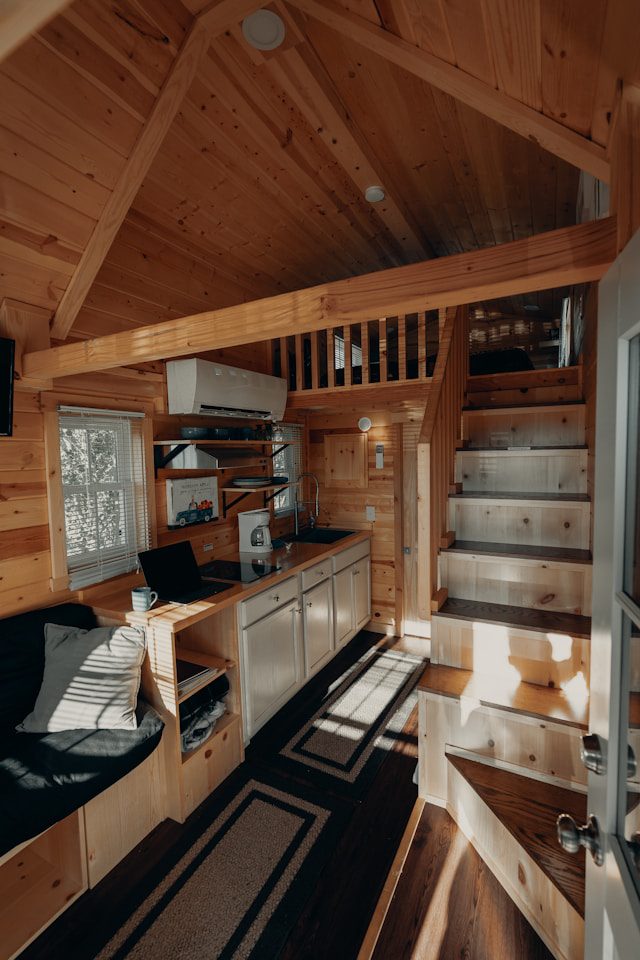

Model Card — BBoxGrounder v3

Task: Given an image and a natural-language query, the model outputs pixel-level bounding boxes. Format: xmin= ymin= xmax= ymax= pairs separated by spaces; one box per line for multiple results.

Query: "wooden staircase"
xmin=418 ymin=377 xmax=593 ymax=960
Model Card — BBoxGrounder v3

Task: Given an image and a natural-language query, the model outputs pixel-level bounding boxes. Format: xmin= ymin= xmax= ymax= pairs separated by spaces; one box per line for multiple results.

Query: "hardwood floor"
xmin=371 ymin=804 xmax=555 ymax=960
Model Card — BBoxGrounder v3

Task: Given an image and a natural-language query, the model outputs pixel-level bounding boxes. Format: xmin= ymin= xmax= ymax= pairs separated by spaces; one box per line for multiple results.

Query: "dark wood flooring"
xmin=371 ymin=803 xmax=555 ymax=960
xmin=436 ymin=597 xmax=592 ymax=637
xmin=445 ymin=540 xmax=593 ymax=564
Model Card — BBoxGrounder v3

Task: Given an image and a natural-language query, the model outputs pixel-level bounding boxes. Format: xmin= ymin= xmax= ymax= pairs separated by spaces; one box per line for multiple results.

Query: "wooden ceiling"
xmin=1 ymin=0 xmax=638 ymax=346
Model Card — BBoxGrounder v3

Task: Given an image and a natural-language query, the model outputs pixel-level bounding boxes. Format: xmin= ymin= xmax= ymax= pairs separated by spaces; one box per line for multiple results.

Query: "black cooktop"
xmin=199 ymin=559 xmax=281 ymax=583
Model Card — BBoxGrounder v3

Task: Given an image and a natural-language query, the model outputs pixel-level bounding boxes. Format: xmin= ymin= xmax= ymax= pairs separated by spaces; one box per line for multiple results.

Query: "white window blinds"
xmin=58 ymin=406 xmax=151 ymax=589
xmin=272 ymin=423 xmax=303 ymax=515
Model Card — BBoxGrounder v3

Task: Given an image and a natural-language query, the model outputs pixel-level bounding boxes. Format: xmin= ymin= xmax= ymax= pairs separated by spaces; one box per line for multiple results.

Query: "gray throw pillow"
xmin=17 ymin=623 xmax=146 ymax=733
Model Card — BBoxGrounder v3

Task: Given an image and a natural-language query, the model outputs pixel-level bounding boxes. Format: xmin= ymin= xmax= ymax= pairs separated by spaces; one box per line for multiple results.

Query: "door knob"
xmin=628 ymin=745 xmax=638 ymax=780
xmin=557 ymin=813 xmax=604 ymax=866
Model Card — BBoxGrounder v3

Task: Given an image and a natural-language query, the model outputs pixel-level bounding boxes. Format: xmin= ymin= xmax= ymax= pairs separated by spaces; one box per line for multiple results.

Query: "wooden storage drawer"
xmin=301 ymin=559 xmax=331 ymax=591
xmin=181 ymin=714 xmax=243 ymax=819
xmin=332 ymin=539 xmax=369 ymax=574
xmin=239 ymin=576 xmax=298 ymax=627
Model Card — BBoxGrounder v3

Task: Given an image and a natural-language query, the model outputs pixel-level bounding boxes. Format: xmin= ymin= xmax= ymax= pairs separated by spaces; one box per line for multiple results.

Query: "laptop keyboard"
xmin=163 ymin=581 xmax=233 ymax=604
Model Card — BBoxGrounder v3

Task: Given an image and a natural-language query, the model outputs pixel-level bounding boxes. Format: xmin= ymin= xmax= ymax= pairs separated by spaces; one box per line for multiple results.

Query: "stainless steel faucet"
xmin=294 ymin=472 xmax=320 ymax=534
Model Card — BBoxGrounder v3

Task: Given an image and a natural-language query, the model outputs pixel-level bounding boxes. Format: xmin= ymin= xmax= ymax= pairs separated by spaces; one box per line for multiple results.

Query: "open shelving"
xmin=180 ymin=712 xmax=241 ymax=764
xmin=220 ymin=482 xmax=293 ymax=517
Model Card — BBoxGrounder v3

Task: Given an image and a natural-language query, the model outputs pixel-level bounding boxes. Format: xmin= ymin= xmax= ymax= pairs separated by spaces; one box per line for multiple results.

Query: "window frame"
xmin=271 ymin=422 xmax=304 ymax=518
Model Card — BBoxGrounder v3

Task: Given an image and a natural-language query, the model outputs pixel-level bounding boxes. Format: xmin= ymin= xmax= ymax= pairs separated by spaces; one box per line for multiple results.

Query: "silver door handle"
xmin=353 ymin=569 xmax=360 ymax=575
xmin=581 ymin=734 xmax=637 ymax=778
xmin=272 ymin=595 xmax=280 ymax=602
xmin=557 ymin=813 xmax=603 ymax=866
xmin=306 ymin=601 xmax=313 ymax=607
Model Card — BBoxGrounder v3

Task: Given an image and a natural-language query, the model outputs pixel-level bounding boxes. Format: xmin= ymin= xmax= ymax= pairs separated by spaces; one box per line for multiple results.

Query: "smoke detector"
xmin=242 ymin=10 xmax=286 ymax=50
xmin=364 ymin=185 xmax=385 ymax=203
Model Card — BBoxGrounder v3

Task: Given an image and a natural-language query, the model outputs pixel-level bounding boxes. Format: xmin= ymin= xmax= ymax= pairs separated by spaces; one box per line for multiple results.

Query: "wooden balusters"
xmin=418 ymin=312 xmax=427 ymax=378
xmin=280 ymin=336 xmax=289 ymax=387
xmin=379 ymin=318 xmax=388 ymax=383
xmin=295 ymin=334 xmax=304 ymax=391
xmin=361 ymin=321 xmax=369 ymax=385
xmin=310 ymin=331 xmax=319 ymax=389
xmin=343 ymin=325 xmax=352 ymax=387
xmin=397 ymin=316 xmax=406 ymax=381
xmin=327 ymin=329 xmax=335 ymax=388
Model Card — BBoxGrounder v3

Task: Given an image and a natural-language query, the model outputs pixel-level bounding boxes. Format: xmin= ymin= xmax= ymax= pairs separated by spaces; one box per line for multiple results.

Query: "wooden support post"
xmin=361 ymin=321 xmax=369 ymax=385
xmin=379 ymin=319 xmax=388 ymax=383
xmin=398 ymin=316 xmax=407 ymax=382
xmin=611 ymin=84 xmax=640 ymax=254
xmin=327 ymin=329 xmax=335 ymax=388
xmin=0 ymin=299 xmax=52 ymax=390
xmin=393 ymin=423 xmax=404 ymax=637
xmin=418 ymin=312 xmax=427 ymax=379
xmin=343 ymin=325 xmax=352 ymax=387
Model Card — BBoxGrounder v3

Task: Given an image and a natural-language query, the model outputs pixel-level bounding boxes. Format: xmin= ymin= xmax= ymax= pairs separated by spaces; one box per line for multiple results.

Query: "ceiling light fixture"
xmin=364 ymin=185 xmax=385 ymax=203
xmin=242 ymin=9 xmax=286 ymax=50
xmin=523 ymin=304 xmax=541 ymax=312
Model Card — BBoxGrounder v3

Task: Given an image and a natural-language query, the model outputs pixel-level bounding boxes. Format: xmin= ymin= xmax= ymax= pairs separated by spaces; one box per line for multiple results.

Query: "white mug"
xmin=131 ymin=586 xmax=158 ymax=612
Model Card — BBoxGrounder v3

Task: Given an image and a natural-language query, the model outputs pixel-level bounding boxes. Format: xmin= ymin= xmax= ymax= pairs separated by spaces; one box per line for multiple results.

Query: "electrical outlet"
xmin=375 ymin=443 xmax=384 ymax=469
xmin=365 ymin=505 xmax=376 ymax=522
xmin=203 ymin=543 xmax=213 ymax=552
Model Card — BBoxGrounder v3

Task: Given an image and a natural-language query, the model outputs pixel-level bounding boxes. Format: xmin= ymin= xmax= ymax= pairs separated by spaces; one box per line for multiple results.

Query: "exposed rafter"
xmin=49 ymin=0 xmax=260 ymax=342
xmin=288 ymin=0 xmax=610 ymax=183
xmin=24 ymin=218 xmax=616 ymax=381
xmin=0 ymin=0 xmax=73 ymax=64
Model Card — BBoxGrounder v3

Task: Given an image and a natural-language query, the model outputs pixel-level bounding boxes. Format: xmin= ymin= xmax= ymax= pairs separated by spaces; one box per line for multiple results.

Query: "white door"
xmin=242 ymin=600 xmax=300 ymax=737
xmin=333 ymin=566 xmax=355 ymax=646
xmin=303 ymin=578 xmax=334 ymax=677
xmin=353 ymin=556 xmax=371 ymax=628
xmin=581 ymin=228 xmax=640 ymax=959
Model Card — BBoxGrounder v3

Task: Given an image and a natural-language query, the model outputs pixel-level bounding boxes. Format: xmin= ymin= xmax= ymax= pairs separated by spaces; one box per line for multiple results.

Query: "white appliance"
xmin=166 ymin=358 xmax=287 ymax=421
xmin=238 ymin=509 xmax=272 ymax=554
xmin=168 ymin=446 xmax=219 ymax=470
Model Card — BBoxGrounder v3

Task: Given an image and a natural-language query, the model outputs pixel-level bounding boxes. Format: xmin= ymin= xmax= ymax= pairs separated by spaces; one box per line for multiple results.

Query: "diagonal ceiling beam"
xmin=288 ymin=0 xmax=610 ymax=184
xmin=0 ymin=0 xmax=73 ymax=64
xmin=24 ymin=217 xmax=616 ymax=380
xmin=49 ymin=0 xmax=260 ymax=342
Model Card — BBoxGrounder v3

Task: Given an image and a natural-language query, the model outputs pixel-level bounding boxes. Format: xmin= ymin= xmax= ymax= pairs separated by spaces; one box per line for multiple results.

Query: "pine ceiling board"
xmin=528 ymin=144 xmax=561 ymax=238
xmin=555 ymin=158 xmax=581 ymax=230
xmin=482 ymin=0 xmax=542 ymax=111
xmin=1 ymin=253 xmax=70 ymax=311
xmin=439 ymin=0 xmax=497 ymax=87
xmin=38 ymin=12 xmax=157 ymax=120
xmin=374 ymin=0 xmax=456 ymax=63
xmin=0 ymin=221 xmax=81 ymax=272
xmin=501 ymin=128 xmax=535 ymax=241
xmin=176 ymin=83 xmax=368 ymax=278
xmin=94 ymin=261 xmax=212 ymax=318
xmin=2 ymin=35 xmax=143 ymax=159
xmin=0 ymin=73 xmax=126 ymax=190
xmin=73 ymin=307 xmax=147 ymax=340
xmin=590 ymin=0 xmax=640 ymax=145
xmin=2 ymin=175 xmax=96 ymax=252
xmin=540 ymin=0 xmax=608 ymax=138
xmin=130 ymin=0 xmax=192 ymax=51
xmin=83 ymin=281 xmax=190 ymax=327
xmin=209 ymin=33 xmax=410 ymax=269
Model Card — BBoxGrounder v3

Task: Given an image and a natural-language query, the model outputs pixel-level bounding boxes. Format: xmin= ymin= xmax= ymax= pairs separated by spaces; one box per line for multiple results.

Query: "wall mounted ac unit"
xmin=166 ymin=358 xmax=287 ymax=421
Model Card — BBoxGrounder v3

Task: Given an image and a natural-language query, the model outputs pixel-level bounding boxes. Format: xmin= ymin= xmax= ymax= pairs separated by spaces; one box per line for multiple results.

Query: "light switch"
xmin=366 ymin=505 xmax=376 ymax=522
xmin=375 ymin=443 xmax=384 ymax=469
xmin=203 ymin=543 xmax=213 ymax=552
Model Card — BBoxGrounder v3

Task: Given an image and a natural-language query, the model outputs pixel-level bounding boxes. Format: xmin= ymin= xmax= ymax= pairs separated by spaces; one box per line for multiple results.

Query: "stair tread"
xmin=448 ymin=753 xmax=586 ymax=916
xmin=418 ymin=663 xmax=589 ymax=729
xmin=463 ymin=401 xmax=585 ymax=413
xmin=450 ymin=491 xmax=590 ymax=502
xmin=459 ymin=444 xmax=588 ymax=452
xmin=436 ymin=597 xmax=592 ymax=638
xmin=444 ymin=540 xmax=592 ymax=564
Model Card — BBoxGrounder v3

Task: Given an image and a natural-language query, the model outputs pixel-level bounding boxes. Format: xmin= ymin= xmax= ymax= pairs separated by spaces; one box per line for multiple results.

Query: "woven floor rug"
xmin=270 ymin=647 xmax=424 ymax=798
xmin=95 ymin=769 xmax=350 ymax=960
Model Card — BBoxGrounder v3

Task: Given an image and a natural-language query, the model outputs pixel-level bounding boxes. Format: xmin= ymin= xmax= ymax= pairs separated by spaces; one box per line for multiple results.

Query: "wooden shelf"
xmin=176 ymin=648 xmax=234 ymax=704
xmin=153 ymin=439 xmax=299 ymax=446
xmin=220 ymin=483 xmax=292 ymax=493
xmin=181 ymin=711 xmax=240 ymax=764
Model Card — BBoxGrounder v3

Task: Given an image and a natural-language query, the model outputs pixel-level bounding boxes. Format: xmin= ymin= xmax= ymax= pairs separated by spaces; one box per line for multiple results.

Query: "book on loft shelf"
xmin=176 ymin=658 xmax=221 ymax=697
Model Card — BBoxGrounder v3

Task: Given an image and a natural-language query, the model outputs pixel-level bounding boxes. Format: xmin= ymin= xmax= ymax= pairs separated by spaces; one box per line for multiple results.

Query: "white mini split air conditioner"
xmin=166 ymin=359 xmax=287 ymax=421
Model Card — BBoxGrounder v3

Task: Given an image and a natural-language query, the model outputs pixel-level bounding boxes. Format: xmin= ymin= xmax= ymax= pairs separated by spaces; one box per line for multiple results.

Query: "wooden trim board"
xmin=24 ymin=218 xmax=616 ymax=379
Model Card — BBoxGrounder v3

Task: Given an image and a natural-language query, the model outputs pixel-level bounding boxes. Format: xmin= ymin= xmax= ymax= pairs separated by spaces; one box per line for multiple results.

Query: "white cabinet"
xmin=242 ymin=599 xmax=301 ymax=737
xmin=353 ymin=555 xmax=371 ymax=629
xmin=333 ymin=565 xmax=355 ymax=647
xmin=303 ymin=577 xmax=334 ymax=677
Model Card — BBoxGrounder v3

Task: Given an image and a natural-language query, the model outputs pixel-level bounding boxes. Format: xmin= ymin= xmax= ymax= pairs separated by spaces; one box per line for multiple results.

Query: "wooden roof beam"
xmin=288 ymin=0 xmax=610 ymax=184
xmin=23 ymin=217 xmax=616 ymax=381
xmin=49 ymin=0 xmax=261 ymax=343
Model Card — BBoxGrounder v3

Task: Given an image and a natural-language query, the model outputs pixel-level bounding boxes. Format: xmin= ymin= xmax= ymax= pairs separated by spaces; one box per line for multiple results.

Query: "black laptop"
xmin=138 ymin=542 xmax=234 ymax=604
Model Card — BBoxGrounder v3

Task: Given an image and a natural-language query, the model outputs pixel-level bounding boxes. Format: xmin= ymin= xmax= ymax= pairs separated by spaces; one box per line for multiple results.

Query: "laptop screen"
xmin=138 ymin=542 xmax=201 ymax=597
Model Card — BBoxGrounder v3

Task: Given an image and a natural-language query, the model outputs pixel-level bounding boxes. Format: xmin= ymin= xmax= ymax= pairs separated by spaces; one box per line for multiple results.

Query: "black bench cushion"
xmin=0 ymin=702 xmax=164 ymax=856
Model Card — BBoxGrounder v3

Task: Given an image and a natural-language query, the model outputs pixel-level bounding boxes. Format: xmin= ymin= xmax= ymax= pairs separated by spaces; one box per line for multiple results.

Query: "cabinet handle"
xmin=307 ymin=601 xmax=313 ymax=607
xmin=317 ymin=569 xmax=325 ymax=575
xmin=295 ymin=607 xmax=302 ymax=614
xmin=272 ymin=594 xmax=280 ymax=602
xmin=353 ymin=569 xmax=360 ymax=575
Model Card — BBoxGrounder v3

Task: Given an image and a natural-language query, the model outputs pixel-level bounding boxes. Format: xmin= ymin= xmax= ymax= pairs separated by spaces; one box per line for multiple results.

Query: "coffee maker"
xmin=238 ymin=508 xmax=272 ymax=554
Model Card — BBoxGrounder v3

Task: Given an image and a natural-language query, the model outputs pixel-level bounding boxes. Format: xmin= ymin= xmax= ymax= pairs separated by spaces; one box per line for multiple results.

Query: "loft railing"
xmin=271 ymin=312 xmax=440 ymax=392
xmin=416 ymin=305 xmax=470 ymax=620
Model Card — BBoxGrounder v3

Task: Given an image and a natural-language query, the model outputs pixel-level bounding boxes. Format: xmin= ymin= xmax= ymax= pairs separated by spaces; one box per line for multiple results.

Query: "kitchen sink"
xmin=286 ymin=528 xmax=354 ymax=545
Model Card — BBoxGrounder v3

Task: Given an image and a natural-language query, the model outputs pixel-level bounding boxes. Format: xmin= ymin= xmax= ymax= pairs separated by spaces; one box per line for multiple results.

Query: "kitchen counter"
xmin=90 ymin=530 xmax=371 ymax=633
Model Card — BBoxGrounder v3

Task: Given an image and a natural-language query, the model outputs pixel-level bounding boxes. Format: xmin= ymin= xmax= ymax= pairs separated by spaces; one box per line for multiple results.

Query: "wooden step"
xmin=431 ymin=597 xmax=591 ymax=686
xmin=436 ymin=597 xmax=592 ymax=638
xmin=439 ymin=541 xmax=593 ymax=615
xmin=418 ymin=663 xmax=589 ymax=729
xmin=447 ymin=753 xmax=586 ymax=917
xmin=448 ymin=495 xmax=591 ymax=550
xmin=456 ymin=446 xmax=588 ymax=495
xmin=463 ymin=403 xmax=585 ymax=449
xmin=464 ymin=401 xmax=584 ymax=413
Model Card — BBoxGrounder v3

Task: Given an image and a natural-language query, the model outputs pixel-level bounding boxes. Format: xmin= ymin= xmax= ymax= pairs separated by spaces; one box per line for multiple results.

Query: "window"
xmin=57 ymin=406 xmax=151 ymax=589
xmin=272 ymin=423 xmax=303 ymax=515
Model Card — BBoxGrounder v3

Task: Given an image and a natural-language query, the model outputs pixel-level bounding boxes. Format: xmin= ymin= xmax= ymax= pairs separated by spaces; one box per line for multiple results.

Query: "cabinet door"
xmin=243 ymin=601 xmax=299 ymax=737
xmin=353 ymin=556 xmax=371 ymax=628
xmin=303 ymin=578 xmax=334 ymax=677
xmin=333 ymin=567 xmax=355 ymax=646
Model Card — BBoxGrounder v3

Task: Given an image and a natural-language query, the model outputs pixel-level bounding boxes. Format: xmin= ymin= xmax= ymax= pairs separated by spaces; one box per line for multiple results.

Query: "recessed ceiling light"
xmin=523 ymin=304 xmax=540 ymax=312
xmin=242 ymin=10 xmax=286 ymax=50
xmin=364 ymin=185 xmax=385 ymax=203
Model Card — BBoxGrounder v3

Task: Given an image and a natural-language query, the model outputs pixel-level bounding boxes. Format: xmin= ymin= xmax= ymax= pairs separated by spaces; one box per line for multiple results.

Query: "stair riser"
xmin=431 ymin=616 xmax=590 ymax=688
xmin=449 ymin=500 xmax=590 ymax=550
xmin=456 ymin=449 xmax=587 ymax=494
xmin=439 ymin=554 xmax=592 ymax=615
xmin=419 ymin=694 xmax=587 ymax=803
xmin=445 ymin=763 xmax=584 ymax=960
xmin=464 ymin=407 xmax=585 ymax=448
xmin=466 ymin=384 xmax=582 ymax=408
